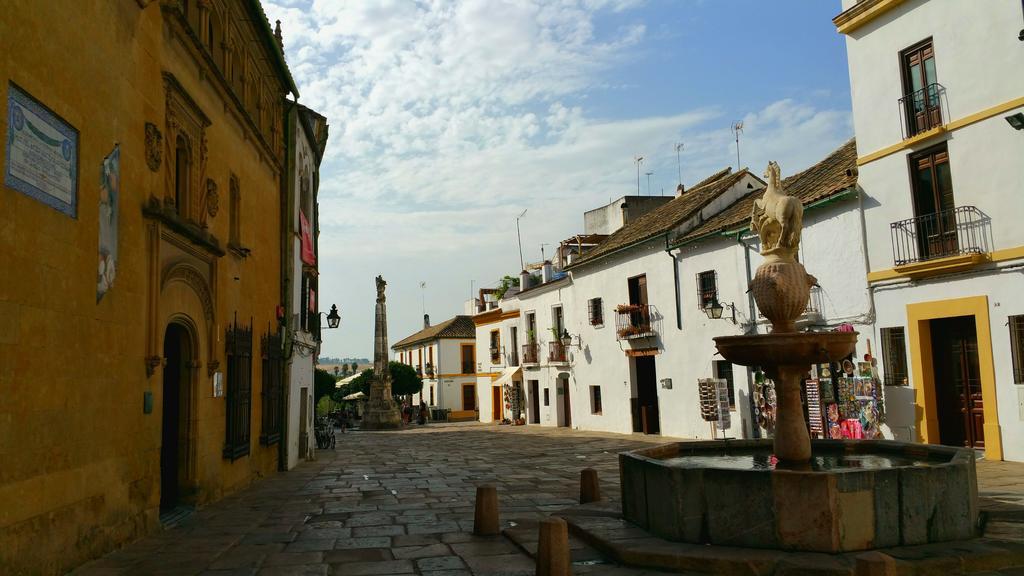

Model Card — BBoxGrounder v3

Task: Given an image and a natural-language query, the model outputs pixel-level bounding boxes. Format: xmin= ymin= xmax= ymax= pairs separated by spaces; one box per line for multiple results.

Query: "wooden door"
xmin=462 ymin=384 xmax=476 ymax=411
xmin=561 ymin=380 xmax=571 ymax=428
xmin=492 ymin=386 xmax=502 ymax=421
xmin=902 ymin=40 xmax=939 ymax=134
xmin=911 ymin=146 xmax=956 ymax=260
xmin=635 ymin=356 xmax=660 ymax=434
xmin=931 ymin=317 xmax=984 ymax=448
xmin=530 ymin=380 xmax=540 ymax=424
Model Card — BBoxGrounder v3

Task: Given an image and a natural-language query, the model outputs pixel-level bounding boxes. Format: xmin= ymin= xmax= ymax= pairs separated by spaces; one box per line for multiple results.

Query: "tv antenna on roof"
xmin=731 ymin=121 xmax=744 ymax=171
xmin=675 ymin=142 xmax=684 ymax=188
xmin=634 ymin=155 xmax=644 ymax=195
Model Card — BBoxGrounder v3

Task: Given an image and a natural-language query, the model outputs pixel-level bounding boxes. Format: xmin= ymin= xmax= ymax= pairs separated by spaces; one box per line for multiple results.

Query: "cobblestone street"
xmin=72 ymin=424 xmax=1024 ymax=576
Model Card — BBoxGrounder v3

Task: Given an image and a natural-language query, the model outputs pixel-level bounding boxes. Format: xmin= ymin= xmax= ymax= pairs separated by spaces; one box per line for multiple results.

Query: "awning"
xmin=491 ymin=365 xmax=523 ymax=387
xmin=342 ymin=391 xmax=366 ymax=401
xmin=625 ymin=348 xmax=660 ymax=357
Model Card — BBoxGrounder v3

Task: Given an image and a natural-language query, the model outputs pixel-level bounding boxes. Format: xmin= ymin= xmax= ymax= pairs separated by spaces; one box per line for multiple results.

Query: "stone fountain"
xmin=616 ymin=162 xmax=979 ymax=554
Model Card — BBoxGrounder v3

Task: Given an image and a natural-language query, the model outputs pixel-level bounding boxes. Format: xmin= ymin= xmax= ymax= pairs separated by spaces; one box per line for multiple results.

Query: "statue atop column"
xmin=361 ymin=275 xmax=401 ymax=429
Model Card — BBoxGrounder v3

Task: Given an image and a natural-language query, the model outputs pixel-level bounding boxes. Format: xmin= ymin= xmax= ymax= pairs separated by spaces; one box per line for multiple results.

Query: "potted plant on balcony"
xmin=616 ymin=303 xmax=641 ymax=314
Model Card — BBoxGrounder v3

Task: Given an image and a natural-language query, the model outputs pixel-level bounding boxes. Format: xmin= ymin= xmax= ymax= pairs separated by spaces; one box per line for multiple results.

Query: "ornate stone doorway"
xmin=161 ymin=322 xmax=193 ymax=514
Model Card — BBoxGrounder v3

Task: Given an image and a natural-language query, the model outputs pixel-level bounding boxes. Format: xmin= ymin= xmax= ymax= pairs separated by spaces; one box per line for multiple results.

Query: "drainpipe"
xmin=279 ymin=99 xmax=298 ymax=471
xmin=736 ymin=231 xmax=761 ymax=439
xmin=664 ymin=234 xmax=682 ymax=330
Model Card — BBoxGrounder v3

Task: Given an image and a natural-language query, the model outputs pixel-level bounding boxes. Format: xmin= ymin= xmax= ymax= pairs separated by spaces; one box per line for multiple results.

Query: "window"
xmin=697 ymin=270 xmax=718 ymax=309
xmin=588 ymin=298 xmax=603 ymax=326
xmin=713 ymin=360 xmax=735 ymax=409
xmin=880 ymin=327 xmax=909 ymax=386
xmin=526 ymin=312 xmax=537 ymax=341
xmin=590 ymin=386 xmax=602 ymax=414
xmin=901 ymin=39 xmax=940 ymax=137
xmin=260 ymin=330 xmax=283 ymax=445
xmin=229 ymin=175 xmax=241 ymax=246
xmin=628 ymin=274 xmax=648 ymax=306
xmin=1011 ymin=316 xmax=1024 ymax=385
xmin=299 ymin=273 xmax=316 ymax=333
xmin=543 ymin=388 xmax=550 ymax=407
xmin=418 ymin=348 xmax=423 ymax=376
xmin=427 ymin=347 xmax=434 ymax=376
xmin=552 ymin=306 xmax=564 ymax=335
xmin=174 ymin=135 xmax=190 ymax=216
xmin=461 ymin=344 xmax=475 ymax=374
xmin=910 ymin=145 xmax=956 ymax=261
xmin=490 ymin=330 xmax=501 ymax=363
xmin=224 ymin=318 xmax=253 ymax=460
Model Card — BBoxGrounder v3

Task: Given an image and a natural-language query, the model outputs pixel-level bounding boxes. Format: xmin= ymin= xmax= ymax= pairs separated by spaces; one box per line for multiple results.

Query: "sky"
xmin=262 ymin=0 xmax=854 ymax=359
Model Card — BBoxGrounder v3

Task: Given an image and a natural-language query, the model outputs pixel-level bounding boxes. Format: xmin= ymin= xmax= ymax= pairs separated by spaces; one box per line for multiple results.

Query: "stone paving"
xmin=71 ymin=423 xmax=1024 ymax=576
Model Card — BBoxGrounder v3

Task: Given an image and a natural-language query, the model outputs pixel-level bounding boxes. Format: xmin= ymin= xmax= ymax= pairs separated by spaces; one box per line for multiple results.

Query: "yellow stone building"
xmin=0 ymin=1 xmax=299 ymax=572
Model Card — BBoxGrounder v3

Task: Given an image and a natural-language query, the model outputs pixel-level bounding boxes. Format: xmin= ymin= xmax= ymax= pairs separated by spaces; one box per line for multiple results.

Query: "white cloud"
xmin=263 ymin=1 xmax=852 ymax=357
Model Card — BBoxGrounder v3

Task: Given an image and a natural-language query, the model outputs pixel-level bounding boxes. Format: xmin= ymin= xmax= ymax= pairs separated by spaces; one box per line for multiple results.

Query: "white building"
xmin=283 ymin=104 xmax=328 ymax=469
xmin=392 ymin=315 xmax=477 ymax=420
xmin=835 ymin=0 xmax=1024 ymax=461
xmin=668 ymin=141 xmax=868 ymax=440
xmin=558 ymin=169 xmax=765 ymax=437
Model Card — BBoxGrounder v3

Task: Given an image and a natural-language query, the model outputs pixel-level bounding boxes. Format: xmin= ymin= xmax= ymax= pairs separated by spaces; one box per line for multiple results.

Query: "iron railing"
xmin=899 ymin=82 xmax=946 ymax=139
xmin=890 ymin=206 xmax=986 ymax=266
xmin=548 ymin=341 xmax=568 ymax=363
xmin=522 ymin=342 xmax=539 ymax=365
xmin=615 ymin=304 xmax=656 ymax=340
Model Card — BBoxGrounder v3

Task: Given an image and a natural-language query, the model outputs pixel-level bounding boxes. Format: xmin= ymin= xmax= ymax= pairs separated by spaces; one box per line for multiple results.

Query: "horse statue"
xmin=751 ymin=161 xmax=803 ymax=262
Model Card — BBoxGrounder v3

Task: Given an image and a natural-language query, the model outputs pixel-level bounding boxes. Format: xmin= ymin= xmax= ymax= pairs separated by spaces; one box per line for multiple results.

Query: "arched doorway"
xmin=161 ymin=323 xmax=192 ymax=513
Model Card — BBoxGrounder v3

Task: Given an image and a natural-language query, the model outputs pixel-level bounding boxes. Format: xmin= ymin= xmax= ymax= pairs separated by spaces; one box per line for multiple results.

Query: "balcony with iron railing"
xmin=548 ymin=341 xmax=568 ymax=364
xmin=424 ymin=363 xmax=435 ymax=378
xmin=899 ymin=82 xmax=946 ymax=139
xmin=521 ymin=342 xmax=539 ymax=365
xmin=615 ymin=304 xmax=657 ymax=340
xmin=890 ymin=206 xmax=988 ymax=267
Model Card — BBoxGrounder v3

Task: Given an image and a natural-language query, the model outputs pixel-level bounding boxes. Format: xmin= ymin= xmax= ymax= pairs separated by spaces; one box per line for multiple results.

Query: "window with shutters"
xmin=224 ymin=317 xmax=252 ymax=460
xmin=881 ymin=327 xmax=909 ymax=386
xmin=1008 ymin=316 xmax=1024 ymax=384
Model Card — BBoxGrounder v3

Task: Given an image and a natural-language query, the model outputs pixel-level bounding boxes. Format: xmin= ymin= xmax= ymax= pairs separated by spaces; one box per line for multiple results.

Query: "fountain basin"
xmin=713 ymin=331 xmax=858 ymax=367
xmin=620 ymin=439 xmax=978 ymax=553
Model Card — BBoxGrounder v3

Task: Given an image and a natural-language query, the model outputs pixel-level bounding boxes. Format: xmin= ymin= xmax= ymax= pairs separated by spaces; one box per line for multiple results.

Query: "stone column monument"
xmin=361 ymin=275 xmax=402 ymax=430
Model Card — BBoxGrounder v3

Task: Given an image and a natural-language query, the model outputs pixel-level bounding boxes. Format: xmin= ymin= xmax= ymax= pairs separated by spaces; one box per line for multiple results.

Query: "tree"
xmin=333 ymin=362 xmax=421 ymax=401
xmin=333 ymin=366 xmax=340 ymax=377
xmin=314 ymin=368 xmax=337 ymax=403
xmin=389 ymin=361 xmax=423 ymax=397
xmin=350 ymin=361 xmax=359 ymax=374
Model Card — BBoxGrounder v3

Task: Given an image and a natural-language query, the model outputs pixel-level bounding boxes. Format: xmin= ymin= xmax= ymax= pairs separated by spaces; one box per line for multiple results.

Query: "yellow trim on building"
xmin=906 ymin=296 xmax=1002 ymax=460
xmin=437 ymin=372 xmax=478 ymax=378
xmin=833 ymin=0 xmax=907 ymax=35
xmin=866 ymin=245 xmax=1024 ymax=283
xmin=857 ymin=96 xmax=1024 ymax=166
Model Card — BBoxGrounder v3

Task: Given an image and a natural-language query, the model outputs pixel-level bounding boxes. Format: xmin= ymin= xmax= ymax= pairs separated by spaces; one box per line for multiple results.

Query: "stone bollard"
xmin=536 ymin=517 xmax=571 ymax=576
xmin=473 ymin=484 xmax=500 ymax=536
xmin=579 ymin=468 xmax=600 ymax=504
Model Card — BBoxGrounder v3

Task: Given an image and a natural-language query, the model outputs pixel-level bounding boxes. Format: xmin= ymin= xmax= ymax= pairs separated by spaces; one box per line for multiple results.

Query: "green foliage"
xmin=332 ymin=362 xmax=421 ymax=401
xmin=316 ymin=394 xmax=336 ymax=416
xmin=389 ymin=361 xmax=423 ymax=397
xmin=314 ymin=368 xmax=337 ymax=403
xmin=494 ymin=275 xmax=520 ymax=300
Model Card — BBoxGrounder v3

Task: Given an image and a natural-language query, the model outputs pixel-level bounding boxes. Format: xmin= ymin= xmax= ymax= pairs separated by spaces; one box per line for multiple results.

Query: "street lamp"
xmin=324 ymin=304 xmax=341 ymax=329
xmin=703 ymin=300 xmax=736 ymax=324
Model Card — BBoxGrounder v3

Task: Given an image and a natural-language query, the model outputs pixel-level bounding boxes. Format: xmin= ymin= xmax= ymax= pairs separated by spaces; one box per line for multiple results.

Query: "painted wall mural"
xmin=97 ymin=144 xmax=119 ymax=302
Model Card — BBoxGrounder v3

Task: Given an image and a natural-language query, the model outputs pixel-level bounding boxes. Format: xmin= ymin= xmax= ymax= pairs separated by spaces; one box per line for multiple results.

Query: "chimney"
xmin=620 ymin=202 xmax=630 ymax=226
xmin=423 ymin=314 xmax=430 ymax=329
xmin=274 ymin=20 xmax=284 ymax=51
xmin=520 ymin=269 xmax=530 ymax=291
xmin=541 ymin=260 xmax=553 ymax=284
xmin=675 ymin=183 xmax=685 ymax=198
